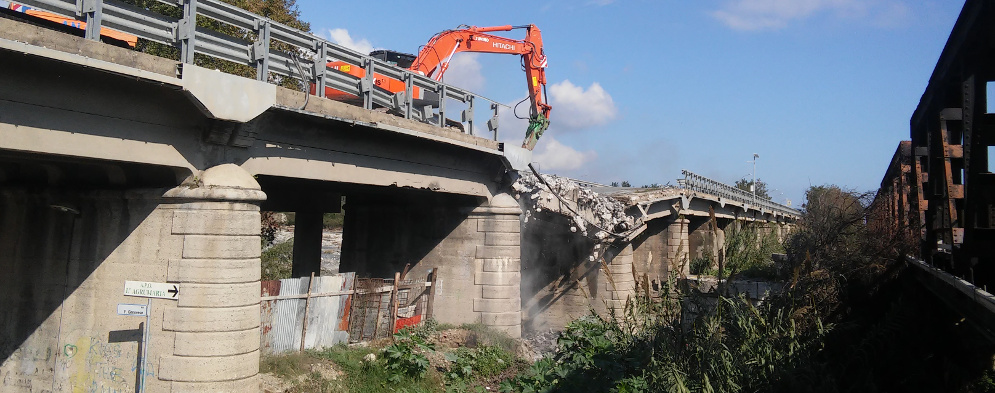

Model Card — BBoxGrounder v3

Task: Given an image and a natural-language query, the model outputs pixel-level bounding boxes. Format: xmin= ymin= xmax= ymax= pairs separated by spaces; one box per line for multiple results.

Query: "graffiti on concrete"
xmin=61 ymin=336 xmax=131 ymax=393
xmin=1 ymin=343 xmax=56 ymax=393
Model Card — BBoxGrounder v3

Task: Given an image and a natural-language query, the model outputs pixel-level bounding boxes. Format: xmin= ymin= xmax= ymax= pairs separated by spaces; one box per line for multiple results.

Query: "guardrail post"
xmin=178 ymin=0 xmax=197 ymax=64
xmin=80 ymin=0 xmax=102 ymax=41
xmin=253 ymin=20 xmax=271 ymax=81
xmin=313 ymin=41 xmax=327 ymax=98
xmin=438 ymin=85 xmax=447 ymax=127
xmin=361 ymin=58 xmax=374 ymax=110
xmin=403 ymin=73 xmax=413 ymax=119
xmin=488 ymin=103 xmax=499 ymax=141
xmin=463 ymin=95 xmax=474 ymax=135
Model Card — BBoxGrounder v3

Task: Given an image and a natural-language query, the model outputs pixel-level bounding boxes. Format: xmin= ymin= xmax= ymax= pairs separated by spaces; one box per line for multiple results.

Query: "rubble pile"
xmin=512 ymin=171 xmax=636 ymax=238
xmin=522 ymin=329 xmax=561 ymax=359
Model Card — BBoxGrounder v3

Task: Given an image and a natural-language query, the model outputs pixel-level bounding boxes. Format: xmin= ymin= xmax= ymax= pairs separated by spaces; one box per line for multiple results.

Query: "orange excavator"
xmin=320 ymin=25 xmax=551 ymax=151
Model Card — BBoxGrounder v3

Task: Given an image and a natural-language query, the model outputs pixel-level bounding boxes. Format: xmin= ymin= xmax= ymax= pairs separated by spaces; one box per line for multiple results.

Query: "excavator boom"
xmin=410 ymin=25 xmax=551 ymax=150
xmin=319 ymin=24 xmax=552 ymax=150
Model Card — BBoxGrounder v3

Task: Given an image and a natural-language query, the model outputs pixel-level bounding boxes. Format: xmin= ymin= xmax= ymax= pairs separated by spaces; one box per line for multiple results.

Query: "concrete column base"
xmin=601 ymin=243 xmax=636 ymax=315
xmin=668 ymin=218 xmax=690 ymax=277
xmin=160 ymin=164 xmax=265 ymax=392
xmin=471 ymin=193 xmax=522 ymax=339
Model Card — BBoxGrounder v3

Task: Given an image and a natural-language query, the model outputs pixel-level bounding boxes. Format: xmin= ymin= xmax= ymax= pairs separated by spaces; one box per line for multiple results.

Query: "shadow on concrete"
xmin=0 ymin=156 xmax=173 ymax=388
xmin=521 ymin=209 xmax=601 ymax=332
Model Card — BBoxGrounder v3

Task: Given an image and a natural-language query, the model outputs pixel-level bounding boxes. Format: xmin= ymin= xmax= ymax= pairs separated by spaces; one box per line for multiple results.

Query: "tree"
xmin=124 ymin=0 xmax=312 ymax=88
xmin=620 ymin=181 xmax=631 ymax=187
xmin=734 ymin=178 xmax=771 ymax=200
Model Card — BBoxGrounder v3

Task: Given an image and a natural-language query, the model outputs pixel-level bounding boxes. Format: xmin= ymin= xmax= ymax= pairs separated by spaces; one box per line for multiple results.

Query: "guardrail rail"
xmin=679 ymin=170 xmax=800 ymax=217
xmin=9 ymin=0 xmax=502 ymax=139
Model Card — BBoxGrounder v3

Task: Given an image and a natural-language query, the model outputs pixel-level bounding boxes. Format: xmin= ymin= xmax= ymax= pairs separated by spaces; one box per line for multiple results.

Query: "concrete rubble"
xmin=512 ymin=171 xmax=636 ymax=239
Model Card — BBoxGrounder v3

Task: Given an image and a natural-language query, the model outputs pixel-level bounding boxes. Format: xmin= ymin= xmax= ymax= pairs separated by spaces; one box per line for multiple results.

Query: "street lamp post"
xmin=752 ymin=153 xmax=759 ymax=203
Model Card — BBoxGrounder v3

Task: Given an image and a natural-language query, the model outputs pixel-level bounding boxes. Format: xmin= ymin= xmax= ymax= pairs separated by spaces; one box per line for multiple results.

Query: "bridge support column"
xmin=668 ymin=217 xmax=690 ymax=276
xmin=601 ymin=244 xmax=636 ymax=315
xmin=291 ymin=210 xmax=322 ymax=277
xmin=472 ymin=193 xmax=523 ymax=339
xmin=158 ymin=164 xmax=265 ymax=392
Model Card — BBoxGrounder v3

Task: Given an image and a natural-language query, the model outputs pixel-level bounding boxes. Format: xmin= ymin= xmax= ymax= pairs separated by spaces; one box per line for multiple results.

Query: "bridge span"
xmin=870 ymin=0 xmax=995 ymax=350
xmin=0 ymin=2 xmax=796 ymax=391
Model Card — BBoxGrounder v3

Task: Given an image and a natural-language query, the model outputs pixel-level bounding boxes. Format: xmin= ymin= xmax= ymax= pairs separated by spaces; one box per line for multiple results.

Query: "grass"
xmin=260 ymin=351 xmax=344 ymax=393
xmin=318 ymin=344 xmax=443 ymax=393
xmin=260 ymin=321 xmax=521 ymax=393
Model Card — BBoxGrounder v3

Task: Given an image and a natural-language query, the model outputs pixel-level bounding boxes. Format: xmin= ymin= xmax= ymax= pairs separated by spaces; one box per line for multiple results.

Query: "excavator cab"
xmin=369 ymin=50 xmax=416 ymax=69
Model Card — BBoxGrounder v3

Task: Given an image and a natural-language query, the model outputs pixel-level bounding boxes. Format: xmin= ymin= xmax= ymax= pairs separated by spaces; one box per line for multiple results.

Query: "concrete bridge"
xmin=0 ymin=2 xmax=797 ymax=391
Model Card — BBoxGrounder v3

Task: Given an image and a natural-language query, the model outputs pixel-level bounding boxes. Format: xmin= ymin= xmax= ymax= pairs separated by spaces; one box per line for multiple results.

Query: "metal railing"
xmin=679 ymin=170 xmax=800 ymax=217
xmin=11 ymin=0 xmax=502 ymax=139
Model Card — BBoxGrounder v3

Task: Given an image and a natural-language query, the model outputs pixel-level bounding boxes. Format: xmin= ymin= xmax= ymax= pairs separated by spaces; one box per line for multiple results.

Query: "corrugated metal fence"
xmin=260 ymin=269 xmax=437 ymax=353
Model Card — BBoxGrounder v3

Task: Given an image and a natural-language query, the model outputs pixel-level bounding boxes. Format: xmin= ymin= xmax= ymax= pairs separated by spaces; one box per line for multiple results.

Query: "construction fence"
xmin=260 ymin=269 xmax=437 ymax=353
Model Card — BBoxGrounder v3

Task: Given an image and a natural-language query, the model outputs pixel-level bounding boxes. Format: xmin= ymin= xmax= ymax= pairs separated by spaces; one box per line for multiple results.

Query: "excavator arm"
xmin=410 ymin=25 xmax=551 ymax=150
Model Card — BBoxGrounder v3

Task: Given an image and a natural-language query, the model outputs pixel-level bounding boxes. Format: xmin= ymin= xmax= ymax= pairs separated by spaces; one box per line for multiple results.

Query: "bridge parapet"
xmin=679 ymin=170 xmax=800 ymax=218
xmin=10 ymin=0 xmax=504 ymax=138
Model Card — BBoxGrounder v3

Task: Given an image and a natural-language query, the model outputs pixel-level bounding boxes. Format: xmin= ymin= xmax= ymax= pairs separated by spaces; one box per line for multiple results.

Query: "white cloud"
xmin=533 ymin=137 xmax=597 ymax=171
xmin=549 ymin=80 xmax=618 ymax=131
xmin=711 ymin=0 xmax=910 ymax=31
xmin=327 ymin=28 xmax=374 ymax=54
xmin=440 ymin=53 xmax=485 ymax=92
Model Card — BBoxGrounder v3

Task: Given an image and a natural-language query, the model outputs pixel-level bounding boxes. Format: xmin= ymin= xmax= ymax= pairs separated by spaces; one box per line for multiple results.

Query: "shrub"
xmin=262 ymin=240 xmax=293 ymax=280
xmin=383 ymin=330 xmax=435 ymax=383
xmin=445 ymin=345 xmax=513 ymax=383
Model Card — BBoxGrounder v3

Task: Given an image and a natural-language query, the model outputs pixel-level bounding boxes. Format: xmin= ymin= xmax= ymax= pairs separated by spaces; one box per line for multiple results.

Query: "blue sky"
xmin=295 ymin=0 xmax=962 ymax=206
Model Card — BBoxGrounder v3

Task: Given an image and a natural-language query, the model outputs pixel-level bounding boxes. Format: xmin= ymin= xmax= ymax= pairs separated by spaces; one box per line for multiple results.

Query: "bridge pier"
xmin=600 ymin=244 xmax=636 ymax=315
xmin=290 ymin=210 xmax=323 ymax=278
xmin=667 ymin=217 xmax=691 ymax=277
xmin=0 ymin=163 xmax=266 ymax=393
xmin=339 ymin=192 xmax=523 ymax=337
xmin=157 ymin=164 xmax=265 ymax=392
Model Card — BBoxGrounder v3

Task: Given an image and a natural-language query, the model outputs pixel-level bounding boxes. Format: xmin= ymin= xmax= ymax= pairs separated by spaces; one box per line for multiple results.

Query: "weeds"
xmin=261 ymin=239 xmax=293 ymax=280
xmin=383 ymin=330 xmax=435 ymax=382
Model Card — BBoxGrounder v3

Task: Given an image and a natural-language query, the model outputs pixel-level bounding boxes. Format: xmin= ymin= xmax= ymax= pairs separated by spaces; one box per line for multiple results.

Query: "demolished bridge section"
xmin=511 ymin=171 xmax=798 ymax=332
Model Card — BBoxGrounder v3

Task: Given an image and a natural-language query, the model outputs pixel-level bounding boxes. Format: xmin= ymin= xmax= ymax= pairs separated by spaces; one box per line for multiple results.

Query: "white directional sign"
xmin=123 ymin=281 xmax=180 ymax=300
xmin=117 ymin=303 xmax=149 ymax=316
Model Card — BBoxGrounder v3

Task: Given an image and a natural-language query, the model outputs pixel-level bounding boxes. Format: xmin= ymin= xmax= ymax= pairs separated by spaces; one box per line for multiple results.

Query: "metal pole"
xmin=752 ymin=153 xmax=759 ymax=203
xmin=140 ymin=297 xmax=150 ymax=393
xmin=300 ymin=272 xmax=314 ymax=352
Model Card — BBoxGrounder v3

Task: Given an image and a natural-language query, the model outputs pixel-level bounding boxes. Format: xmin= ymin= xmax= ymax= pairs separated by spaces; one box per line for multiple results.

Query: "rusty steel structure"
xmin=902 ymin=0 xmax=995 ymax=286
xmin=870 ymin=142 xmax=915 ymax=240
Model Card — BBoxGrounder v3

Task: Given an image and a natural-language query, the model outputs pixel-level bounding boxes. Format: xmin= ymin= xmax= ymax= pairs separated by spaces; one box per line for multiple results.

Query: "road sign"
xmin=117 ymin=303 xmax=148 ymax=316
xmin=124 ymin=281 xmax=179 ymax=300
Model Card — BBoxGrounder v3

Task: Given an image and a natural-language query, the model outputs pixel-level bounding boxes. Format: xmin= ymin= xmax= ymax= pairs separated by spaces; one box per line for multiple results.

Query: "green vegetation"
xmin=261 ymin=239 xmax=293 ymax=281
xmin=501 ymin=294 xmax=825 ymax=393
xmin=323 ymin=212 xmax=345 ymax=229
xmin=734 ymin=178 xmax=771 ymax=200
xmin=721 ymin=224 xmax=783 ymax=279
xmin=383 ymin=330 xmax=435 ymax=383
xmin=260 ymin=351 xmax=341 ymax=393
xmin=262 ymin=322 xmax=521 ymax=393
xmin=122 ymin=0 xmax=311 ymax=89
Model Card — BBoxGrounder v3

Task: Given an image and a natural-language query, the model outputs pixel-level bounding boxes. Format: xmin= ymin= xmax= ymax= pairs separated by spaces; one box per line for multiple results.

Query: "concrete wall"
xmin=520 ymin=210 xmax=600 ymax=331
xmin=340 ymin=192 xmax=523 ymax=337
xmin=1 ymin=164 xmax=265 ymax=393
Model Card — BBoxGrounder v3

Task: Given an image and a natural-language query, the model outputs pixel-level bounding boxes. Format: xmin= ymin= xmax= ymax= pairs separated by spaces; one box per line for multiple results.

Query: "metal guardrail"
xmin=10 ymin=0 xmax=502 ymax=139
xmin=679 ymin=170 xmax=801 ymax=217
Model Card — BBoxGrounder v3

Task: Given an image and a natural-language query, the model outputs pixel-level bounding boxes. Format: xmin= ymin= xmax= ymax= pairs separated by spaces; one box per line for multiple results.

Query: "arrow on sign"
xmin=168 ymin=285 xmax=179 ymax=298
